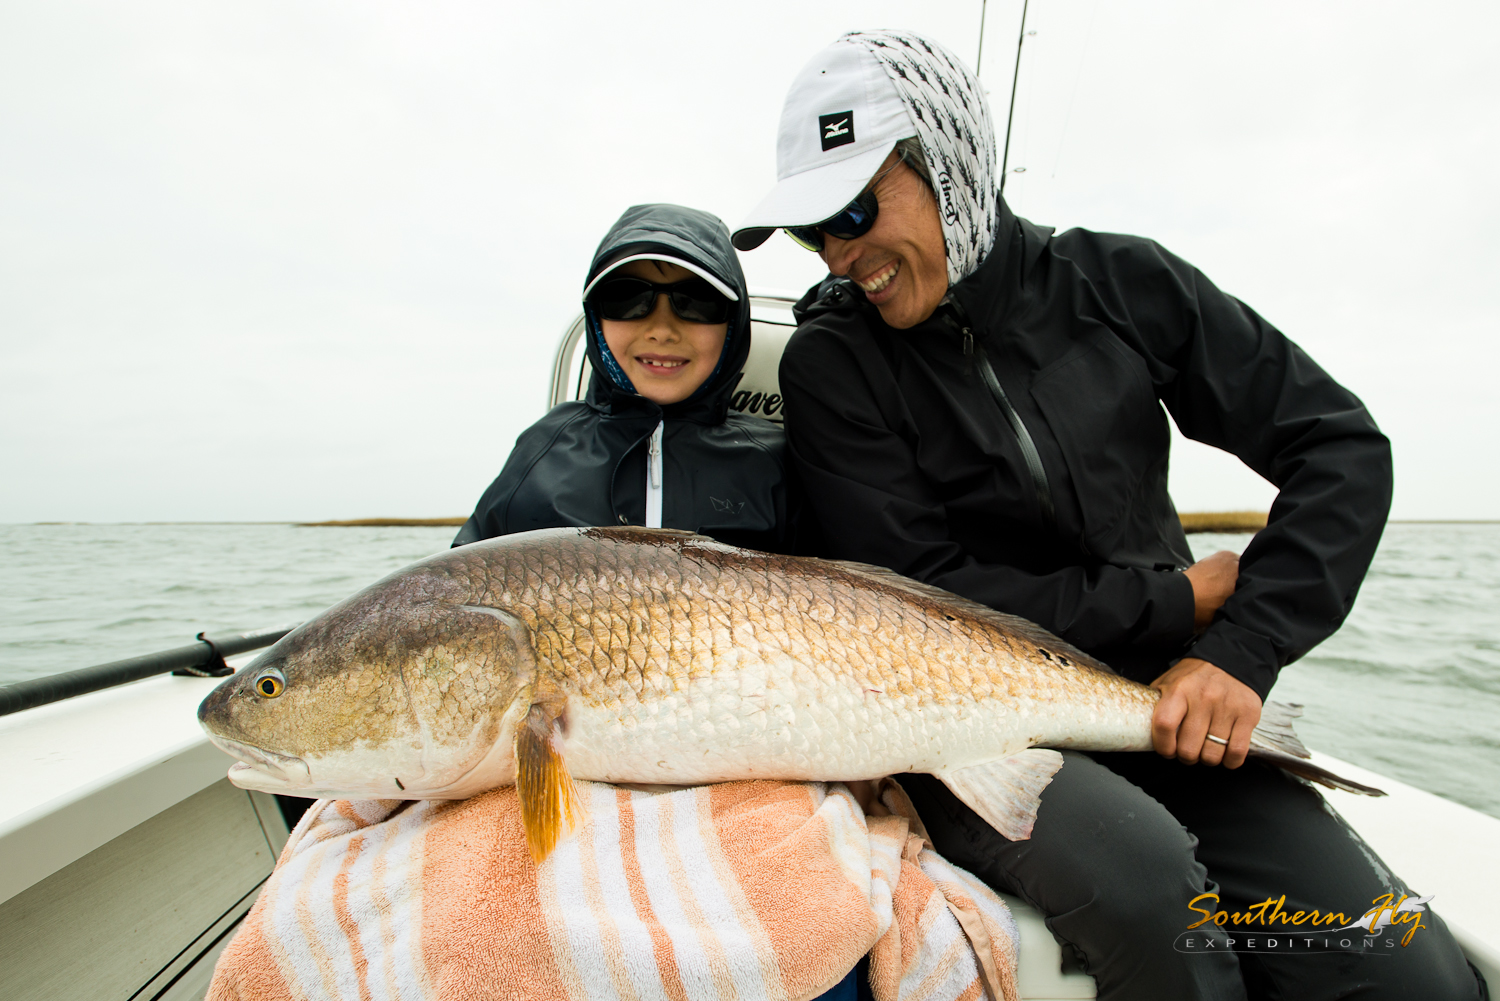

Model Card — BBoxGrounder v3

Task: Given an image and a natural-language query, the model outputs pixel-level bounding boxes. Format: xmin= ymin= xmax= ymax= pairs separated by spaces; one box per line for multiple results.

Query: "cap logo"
xmin=818 ymin=111 xmax=855 ymax=151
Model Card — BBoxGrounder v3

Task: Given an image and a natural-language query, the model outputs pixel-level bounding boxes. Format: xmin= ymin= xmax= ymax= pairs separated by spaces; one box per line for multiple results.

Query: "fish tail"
xmin=1248 ymin=701 xmax=1386 ymax=796
xmin=1249 ymin=700 xmax=1312 ymax=758
xmin=516 ymin=702 xmax=586 ymax=863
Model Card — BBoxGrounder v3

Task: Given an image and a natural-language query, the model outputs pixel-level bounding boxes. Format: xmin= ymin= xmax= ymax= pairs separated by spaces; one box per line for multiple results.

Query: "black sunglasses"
xmin=785 ymin=188 xmax=879 ymax=252
xmin=587 ymin=276 xmax=731 ymax=325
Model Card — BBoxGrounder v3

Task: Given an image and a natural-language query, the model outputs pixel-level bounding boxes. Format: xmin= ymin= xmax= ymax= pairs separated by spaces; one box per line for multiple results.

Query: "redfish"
xmin=198 ymin=527 xmax=1378 ymax=862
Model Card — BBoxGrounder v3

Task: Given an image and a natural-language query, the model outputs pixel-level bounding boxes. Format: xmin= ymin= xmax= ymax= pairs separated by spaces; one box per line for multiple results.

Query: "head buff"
xmin=841 ymin=30 xmax=998 ymax=285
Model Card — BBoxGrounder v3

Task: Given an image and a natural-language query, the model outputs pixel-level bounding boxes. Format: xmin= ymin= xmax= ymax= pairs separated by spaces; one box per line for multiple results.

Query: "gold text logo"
xmin=1187 ymin=892 xmax=1432 ymax=948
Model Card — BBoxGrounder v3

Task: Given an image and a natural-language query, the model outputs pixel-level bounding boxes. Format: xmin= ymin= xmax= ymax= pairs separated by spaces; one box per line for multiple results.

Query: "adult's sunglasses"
xmin=784 ymin=188 xmax=879 ymax=252
xmin=587 ymin=276 xmax=732 ymax=325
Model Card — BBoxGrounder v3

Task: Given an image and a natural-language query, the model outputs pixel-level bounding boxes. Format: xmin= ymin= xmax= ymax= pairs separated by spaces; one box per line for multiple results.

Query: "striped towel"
xmin=208 ymin=779 xmax=1019 ymax=1001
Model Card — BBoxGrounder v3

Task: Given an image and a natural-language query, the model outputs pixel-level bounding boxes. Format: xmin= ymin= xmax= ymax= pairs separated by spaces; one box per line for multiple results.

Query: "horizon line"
xmin=10 ymin=517 xmax=1500 ymax=527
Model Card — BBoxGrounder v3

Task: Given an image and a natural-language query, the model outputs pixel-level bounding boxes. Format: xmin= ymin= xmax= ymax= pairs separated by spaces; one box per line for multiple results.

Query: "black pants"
xmin=900 ymin=752 xmax=1487 ymax=1001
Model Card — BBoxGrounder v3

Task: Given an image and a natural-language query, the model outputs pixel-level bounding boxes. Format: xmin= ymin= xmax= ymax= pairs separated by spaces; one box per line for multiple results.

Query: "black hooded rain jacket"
xmin=780 ymin=200 xmax=1392 ymax=699
xmin=454 ymin=204 xmax=790 ymax=552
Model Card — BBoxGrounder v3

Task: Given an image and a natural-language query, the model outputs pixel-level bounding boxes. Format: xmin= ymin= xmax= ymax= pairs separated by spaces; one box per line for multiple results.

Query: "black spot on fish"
xmin=1039 ymin=649 xmax=1053 ymax=661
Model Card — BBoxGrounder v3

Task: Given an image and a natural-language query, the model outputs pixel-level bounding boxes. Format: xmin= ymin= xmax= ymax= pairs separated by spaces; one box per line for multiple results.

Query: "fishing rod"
xmin=998 ymin=0 xmax=1031 ymax=196
xmin=0 ymin=625 xmax=295 ymax=717
xmin=976 ymin=0 xmax=990 ymax=76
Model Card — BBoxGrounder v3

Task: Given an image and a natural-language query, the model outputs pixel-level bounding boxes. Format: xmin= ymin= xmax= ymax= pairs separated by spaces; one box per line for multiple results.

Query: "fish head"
xmin=197 ymin=557 xmax=537 ymax=800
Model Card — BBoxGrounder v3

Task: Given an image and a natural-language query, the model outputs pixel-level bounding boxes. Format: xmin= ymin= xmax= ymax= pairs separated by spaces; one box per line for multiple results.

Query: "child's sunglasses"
xmin=587 ymin=276 xmax=732 ymax=325
xmin=784 ymin=188 xmax=879 ymax=252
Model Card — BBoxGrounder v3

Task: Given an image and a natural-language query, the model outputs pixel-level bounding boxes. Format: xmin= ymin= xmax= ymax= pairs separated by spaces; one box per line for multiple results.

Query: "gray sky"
xmin=2 ymin=0 xmax=1495 ymax=523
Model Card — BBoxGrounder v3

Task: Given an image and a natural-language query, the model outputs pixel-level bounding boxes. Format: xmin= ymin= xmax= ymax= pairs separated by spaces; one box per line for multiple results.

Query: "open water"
xmin=1 ymin=522 xmax=1497 ymax=819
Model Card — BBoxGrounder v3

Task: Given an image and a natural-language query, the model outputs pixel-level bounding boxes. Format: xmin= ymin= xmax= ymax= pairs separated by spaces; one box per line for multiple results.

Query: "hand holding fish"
xmin=1166 ymin=550 xmax=1259 ymax=767
xmin=1150 ymin=657 xmax=1262 ymax=769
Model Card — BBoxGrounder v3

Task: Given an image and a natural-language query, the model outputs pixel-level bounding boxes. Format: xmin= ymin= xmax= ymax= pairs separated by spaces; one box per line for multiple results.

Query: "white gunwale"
xmin=0 ymin=656 xmax=256 ymax=906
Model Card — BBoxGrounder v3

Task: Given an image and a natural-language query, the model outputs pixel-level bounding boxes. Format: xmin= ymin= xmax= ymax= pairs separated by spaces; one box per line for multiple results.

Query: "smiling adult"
xmin=734 ymin=30 xmax=1484 ymax=1001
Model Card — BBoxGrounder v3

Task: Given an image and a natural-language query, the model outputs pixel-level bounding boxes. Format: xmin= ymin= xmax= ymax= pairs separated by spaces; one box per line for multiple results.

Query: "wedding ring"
xmin=1205 ymin=734 xmax=1229 ymax=746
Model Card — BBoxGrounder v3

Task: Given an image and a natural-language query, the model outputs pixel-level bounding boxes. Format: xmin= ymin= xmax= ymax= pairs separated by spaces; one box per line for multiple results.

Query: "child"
xmin=453 ymin=204 xmax=792 ymax=552
xmin=451 ymin=204 xmax=847 ymax=1001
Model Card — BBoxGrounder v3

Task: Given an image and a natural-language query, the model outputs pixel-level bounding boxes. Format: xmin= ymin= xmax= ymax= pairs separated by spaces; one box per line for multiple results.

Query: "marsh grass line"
xmin=296 ymin=518 xmax=468 ymax=528
xmin=1178 ymin=512 xmax=1268 ymax=534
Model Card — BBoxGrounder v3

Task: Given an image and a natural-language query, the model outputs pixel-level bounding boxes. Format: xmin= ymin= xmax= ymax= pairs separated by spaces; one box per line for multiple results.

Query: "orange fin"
xmin=515 ymin=702 xmax=585 ymax=864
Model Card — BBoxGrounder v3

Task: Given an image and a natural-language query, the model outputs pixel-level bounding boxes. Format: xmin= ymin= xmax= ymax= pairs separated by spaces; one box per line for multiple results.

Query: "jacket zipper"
xmin=963 ymin=325 xmax=1058 ymax=533
xmin=645 ymin=421 xmax=664 ymax=528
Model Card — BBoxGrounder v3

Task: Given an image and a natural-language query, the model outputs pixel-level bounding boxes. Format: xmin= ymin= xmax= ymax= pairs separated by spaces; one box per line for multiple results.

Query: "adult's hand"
xmin=1182 ymin=549 xmax=1239 ymax=631
xmin=1150 ymin=658 xmax=1262 ymax=768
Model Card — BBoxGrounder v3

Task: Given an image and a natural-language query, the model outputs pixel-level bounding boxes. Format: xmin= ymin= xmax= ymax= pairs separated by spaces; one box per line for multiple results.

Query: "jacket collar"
xmin=947 ymin=197 xmax=1054 ymax=327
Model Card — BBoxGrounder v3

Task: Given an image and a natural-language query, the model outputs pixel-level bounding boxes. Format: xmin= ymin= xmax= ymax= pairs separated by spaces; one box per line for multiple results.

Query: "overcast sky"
xmin=2 ymin=0 xmax=1495 ymax=523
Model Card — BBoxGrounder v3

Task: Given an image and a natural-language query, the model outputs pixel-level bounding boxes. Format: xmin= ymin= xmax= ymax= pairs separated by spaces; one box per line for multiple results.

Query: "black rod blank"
xmin=999 ymin=0 xmax=1032 ymax=196
xmin=0 ymin=626 xmax=295 ymax=718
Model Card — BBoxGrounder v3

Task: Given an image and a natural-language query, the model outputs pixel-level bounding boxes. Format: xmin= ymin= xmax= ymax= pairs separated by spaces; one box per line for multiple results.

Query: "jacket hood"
xmin=582 ymin=203 xmax=753 ymax=424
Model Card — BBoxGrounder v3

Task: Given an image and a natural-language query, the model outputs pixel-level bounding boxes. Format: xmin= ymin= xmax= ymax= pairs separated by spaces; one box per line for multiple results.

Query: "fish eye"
xmin=254 ymin=667 xmax=286 ymax=698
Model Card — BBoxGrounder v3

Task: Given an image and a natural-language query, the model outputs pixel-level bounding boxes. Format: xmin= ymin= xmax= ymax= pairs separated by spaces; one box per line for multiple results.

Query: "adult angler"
xmin=733 ymin=28 xmax=1485 ymax=1001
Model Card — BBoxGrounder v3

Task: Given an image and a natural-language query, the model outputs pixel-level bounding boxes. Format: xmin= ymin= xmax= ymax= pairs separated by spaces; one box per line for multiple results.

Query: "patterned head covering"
xmin=841 ymin=30 xmax=999 ymax=285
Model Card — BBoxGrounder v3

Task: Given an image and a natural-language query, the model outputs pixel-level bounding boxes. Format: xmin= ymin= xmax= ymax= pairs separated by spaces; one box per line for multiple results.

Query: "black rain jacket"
xmin=780 ymin=199 xmax=1392 ymax=699
xmin=454 ymin=204 xmax=791 ymax=552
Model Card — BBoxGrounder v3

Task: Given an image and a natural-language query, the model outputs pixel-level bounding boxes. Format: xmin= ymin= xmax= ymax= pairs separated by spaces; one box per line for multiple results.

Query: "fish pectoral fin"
xmin=934 ymin=748 xmax=1065 ymax=842
xmin=515 ymin=702 xmax=586 ymax=864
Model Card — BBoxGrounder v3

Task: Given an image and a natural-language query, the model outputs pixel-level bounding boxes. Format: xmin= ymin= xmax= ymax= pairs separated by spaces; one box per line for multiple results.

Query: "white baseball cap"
xmin=732 ymin=39 xmax=914 ymax=251
xmin=581 ymin=253 xmax=739 ymax=302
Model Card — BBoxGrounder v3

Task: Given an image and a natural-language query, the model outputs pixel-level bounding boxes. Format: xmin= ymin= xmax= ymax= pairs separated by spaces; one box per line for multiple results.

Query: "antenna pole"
xmin=999 ymin=0 xmax=1030 ymax=196
xmin=976 ymin=0 xmax=989 ymax=76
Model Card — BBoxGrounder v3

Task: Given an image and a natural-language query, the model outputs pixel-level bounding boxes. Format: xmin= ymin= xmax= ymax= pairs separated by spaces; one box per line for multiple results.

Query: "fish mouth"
xmin=209 ymin=735 xmax=311 ymax=788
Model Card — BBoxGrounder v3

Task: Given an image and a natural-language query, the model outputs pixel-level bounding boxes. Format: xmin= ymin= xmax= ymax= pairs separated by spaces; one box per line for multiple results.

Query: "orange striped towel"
xmin=208 ymin=779 xmax=1019 ymax=1001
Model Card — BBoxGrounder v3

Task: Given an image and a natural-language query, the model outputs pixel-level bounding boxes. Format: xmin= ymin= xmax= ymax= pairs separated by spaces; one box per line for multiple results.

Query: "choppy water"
xmin=0 ymin=523 xmax=456 ymax=683
xmin=1192 ymin=525 xmax=1500 ymax=821
xmin=1 ymin=522 xmax=1497 ymax=818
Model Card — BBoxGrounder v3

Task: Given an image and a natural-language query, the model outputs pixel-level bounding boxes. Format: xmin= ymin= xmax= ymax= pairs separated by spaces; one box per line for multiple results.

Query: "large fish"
xmin=199 ymin=527 xmax=1380 ymax=862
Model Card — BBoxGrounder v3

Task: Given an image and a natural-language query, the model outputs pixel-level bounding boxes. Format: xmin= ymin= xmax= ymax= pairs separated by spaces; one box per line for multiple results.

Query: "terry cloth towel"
xmin=208 ymin=779 xmax=1020 ymax=1001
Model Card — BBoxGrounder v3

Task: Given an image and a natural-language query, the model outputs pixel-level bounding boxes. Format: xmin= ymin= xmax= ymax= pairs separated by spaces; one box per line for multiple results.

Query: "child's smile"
xmin=600 ymin=260 xmax=728 ymax=406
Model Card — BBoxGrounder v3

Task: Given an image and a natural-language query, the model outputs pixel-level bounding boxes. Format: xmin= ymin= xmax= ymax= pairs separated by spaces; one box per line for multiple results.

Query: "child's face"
xmin=600 ymin=260 xmax=728 ymax=406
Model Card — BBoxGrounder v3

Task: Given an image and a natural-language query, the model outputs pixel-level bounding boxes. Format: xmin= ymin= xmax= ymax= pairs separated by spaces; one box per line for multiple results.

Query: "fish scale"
xmin=484 ymin=535 xmax=1145 ymax=784
xmin=199 ymin=526 xmax=1383 ymax=864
